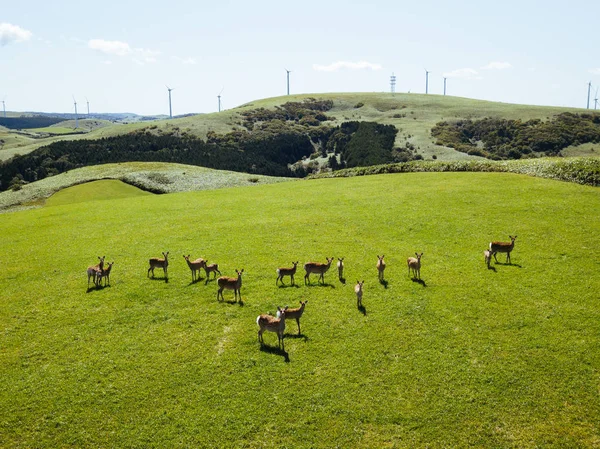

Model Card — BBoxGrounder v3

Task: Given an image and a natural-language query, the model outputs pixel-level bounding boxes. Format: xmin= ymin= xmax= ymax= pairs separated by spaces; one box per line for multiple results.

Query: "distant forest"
xmin=0 ymin=99 xmax=405 ymax=191
xmin=0 ymin=116 xmax=65 ymax=129
xmin=432 ymin=113 xmax=600 ymax=159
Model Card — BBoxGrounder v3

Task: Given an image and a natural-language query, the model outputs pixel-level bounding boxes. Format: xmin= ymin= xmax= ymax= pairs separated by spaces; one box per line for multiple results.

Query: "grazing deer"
xmin=304 ymin=257 xmax=334 ymax=285
xmin=183 ymin=255 xmax=206 ymax=282
xmin=257 ymin=307 xmax=288 ymax=350
xmin=355 ymin=280 xmax=364 ymax=308
xmin=280 ymin=300 xmax=307 ymax=334
xmin=337 ymin=257 xmax=345 ymax=280
xmin=217 ymin=269 xmax=244 ymax=302
xmin=203 ymin=260 xmax=221 ymax=284
xmin=407 ymin=252 xmax=423 ymax=279
xmin=148 ymin=252 xmax=169 ymax=279
xmin=490 ymin=235 xmax=517 ymax=264
xmin=276 ymin=261 xmax=299 ymax=286
xmin=483 ymin=249 xmax=494 ymax=269
xmin=87 ymin=256 xmax=105 ymax=288
xmin=98 ymin=261 xmax=114 ymax=286
xmin=376 ymin=255 xmax=386 ymax=281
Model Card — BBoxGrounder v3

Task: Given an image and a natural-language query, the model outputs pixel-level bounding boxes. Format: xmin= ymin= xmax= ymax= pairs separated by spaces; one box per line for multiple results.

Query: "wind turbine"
xmin=86 ymin=97 xmax=90 ymax=117
xmin=73 ymin=96 xmax=79 ymax=129
xmin=2 ymin=96 xmax=6 ymax=118
xmin=425 ymin=69 xmax=430 ymax=94
xmin=285 ymin=68 xmax=291 ymax=95
xmin=594 ymin=88 xmax=599 ymax=110
xmin=166 ymin=85 xmax=174 ymax=119
xmin=587 ymin=81 xmax=592 ymax=109
xmin=443 ymin=77 xmax=447 ymax=96
xmin=217 ymin=87 xmax=224 ymax=112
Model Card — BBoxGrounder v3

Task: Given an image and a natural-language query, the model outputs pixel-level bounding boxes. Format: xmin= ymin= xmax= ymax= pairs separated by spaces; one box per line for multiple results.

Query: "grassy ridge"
xmin=45 ymin=179 xmax=150 ymax=206
xmin=0 ymin=173 xmax=599 ymax=447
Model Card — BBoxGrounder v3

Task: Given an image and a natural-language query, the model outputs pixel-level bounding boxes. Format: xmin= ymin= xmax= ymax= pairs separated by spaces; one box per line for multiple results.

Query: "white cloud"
xmin=313 ymin=60 xmax=383 ymax=72
xmin=175 ymin=56 xmax=197 ymax=65
xmin=88 ymin=39 xmax=159 ymax=64
xmin=590 ymin=68 xmax=600 ymax=75
xmin=88 ymin=39 xmax=132 ymax=56
xmin=0 ymin=23 xmax=32 ymax=46
xmin=443 ymin=68 xmax=481 ymax=79
xmin=481 ymin=61 xmax=512 ymax=70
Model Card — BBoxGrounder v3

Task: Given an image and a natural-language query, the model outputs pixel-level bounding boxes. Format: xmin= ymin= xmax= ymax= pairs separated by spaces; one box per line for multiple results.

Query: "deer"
xmin=407 ymin=252 xmax=423 ymax=280
xmin=148 ymin=252 xmax=169 ymax=279
xmin=217 ymin=269 xmax=244 ymax=302
xmin=490 ymin=235 xmax=517 ymax=264
xmin=337 ymin=257 xmax=345 ymax=281
xmin=276 ymin=261 xmax=299 ymax=286
xmin=183 ymin=255 xmax=206 ymax=282
xmin=483 ymin=249 xmax=494 ymax=269
xmin=203 ymin=260 xmax=221 ymax=284
xmin=87 ymin=256 xmax=105 ymax=288
xmin=376 ymin=255 xmax=386 ymax=281
xmin=257 ymin=307 xmax=288 ymax=350
xmin=98 ymin=261 xmax=114 ymax=287
xmin=304 ymin=257 xmax=334 ymax=285
xmin=355 ymin=280 xmax=364 ymax=308
xmin=280 ymin=300 xmax=307 ymax=334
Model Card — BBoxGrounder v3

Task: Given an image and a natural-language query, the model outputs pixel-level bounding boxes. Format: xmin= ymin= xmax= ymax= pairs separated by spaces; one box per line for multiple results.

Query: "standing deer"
xmin=257 ymin=307 xmax=288 ymax=350
xmin=148 ymin=252 xmax=169 ymax=279
xmin=407 ymin=252 xmax=423 ymax=280
xmin=355 ymin=280 xmax=364 ymax=308
xmin=337 ymin=257 xmax=345 ymax=281
xmin=98 ymin=261 xmax=114 ymax=287
xmin=304 ymin=257 xmax=334 ymax=285
xmin=276 ymin=261 xmax=299 ymax=286
xmin=203 ymin=260 xmax=221 ymax=284
xmin=217 ymin=269 xmax=244 ymax=302
xmin=280 ymin=300 xmax=307 ymax=334
xmin=490 ymin=235 xmax=517 ymax=264
xmin=483 ymin=249 xmax=493 ymax=269
xmin=183 ymin=255 xmax=206 ymax=282
xmin=87 ymin=256 xmax=105 ymax=288
xmin=376 ymin=255 xmax=386 ymax=281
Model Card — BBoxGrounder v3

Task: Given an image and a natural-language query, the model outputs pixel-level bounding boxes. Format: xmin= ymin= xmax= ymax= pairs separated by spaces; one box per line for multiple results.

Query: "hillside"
xmin=2 ymin=93 xmax=598 ymax=163
xmin=0 ymin=172 xmax=598 ymax=447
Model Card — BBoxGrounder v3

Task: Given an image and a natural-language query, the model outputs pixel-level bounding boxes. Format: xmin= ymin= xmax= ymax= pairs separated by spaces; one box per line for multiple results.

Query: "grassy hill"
xmin=2 ymin=93 xmax=598 ymax=162
xmin=0 ymin=172 xmax=598 ymax=447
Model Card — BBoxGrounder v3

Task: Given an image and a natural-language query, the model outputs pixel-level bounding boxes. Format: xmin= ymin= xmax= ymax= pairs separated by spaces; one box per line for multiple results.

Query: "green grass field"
xmin=1 ymin=172 xmax=599 ymax=447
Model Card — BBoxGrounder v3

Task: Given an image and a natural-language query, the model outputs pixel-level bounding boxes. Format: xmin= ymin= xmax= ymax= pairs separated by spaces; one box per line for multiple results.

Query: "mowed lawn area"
xmin=0 ymin=172 xmax=598 ymax=448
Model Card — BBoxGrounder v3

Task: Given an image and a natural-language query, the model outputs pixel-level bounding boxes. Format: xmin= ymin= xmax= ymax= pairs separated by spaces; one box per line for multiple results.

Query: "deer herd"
xmin=86 ymin=235 xmax=517 ymax=352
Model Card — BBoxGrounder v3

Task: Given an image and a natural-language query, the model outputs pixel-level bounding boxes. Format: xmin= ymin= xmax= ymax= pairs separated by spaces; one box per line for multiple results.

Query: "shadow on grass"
xmin=305 ymin=282 xmax=336 ymax=288
xmin=204 ymin=278 xmax=218 ymax=286
xmin=259 ymin=344 xmax=290 ymax=362
xmin=187 ymin=277 xmax=205 ymax=286
xmin=358 ymin=304 xmax=367 ymax=316
xmin=379 ymin=279 xmax=389 ymax=289
xmin=495 ymin=262 xmax=522 ymax=268
xmin=285 ymin=333 xmax=309 ymax=342
xmin=86 ymin=284 xmax=111 ymax=293
xmin=218 ymin=297 xmax=245 ymax=307
xmin=277 ymin=283 xmax=300 ymax=289
xmin=411 ymin=278 xmax=427 ymax=287
xmin=339 ymin=277 xmax=346 ymax=285
xmin=149 ymin=276 xmax=169 ymax=283
xmin=487 ymin=266 xmax=497 ymax=272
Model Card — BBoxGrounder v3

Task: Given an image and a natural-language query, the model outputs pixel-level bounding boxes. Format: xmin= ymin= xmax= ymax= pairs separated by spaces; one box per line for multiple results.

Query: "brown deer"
xmin=257 ymin=307 xmax=288 ymax=350
xmin=183 ymin=255 xmax=206 ymax=282
xmin=407 ymin=252 xmax=423 ymax=279
xmin=490 ymin=235 xmax=517 ymax=264
xmin=376 ymin=255 xmax=386 ymax=281
xmin=98 ymin=261 xmax=114 ymax=287
xmin=87 ymin=256 xmax=105 ymax=288
xmin=203 ymin=260 xmax=221 ymax=284
xmin=281 ymin=300 xmax=307 ymax=334
xmin=337 ymin=257 xmax=345 ymax=281
xmin=148 ymin=252 xmax=169 ymax=279
xmin=217 ymin=269 xmax=244 ymax=302
xmin=276 ymin=261 xmax=299 ymax=286
xmin=304 ymin=257 xmax=334 ymax=285
xmin=354 ymin=280 xmax=364 ymax=308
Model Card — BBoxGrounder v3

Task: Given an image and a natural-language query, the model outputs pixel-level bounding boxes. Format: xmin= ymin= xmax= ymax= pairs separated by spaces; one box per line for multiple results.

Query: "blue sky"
xmin=2 ymin=0 xmax=599 ymax=115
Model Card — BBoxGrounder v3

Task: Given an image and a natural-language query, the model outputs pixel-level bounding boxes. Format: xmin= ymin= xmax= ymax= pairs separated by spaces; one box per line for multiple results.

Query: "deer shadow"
xmin=284 ymin=333 xmax=309 ymax=342
xmin=339 ymin=277 xmax=346 ymax=285
xmin=487 ymin=265 xmax=497 ymax=272
xmin=277 ymin=283 xmax=300 ymax=289
xmin=305 ymin=282 xmax=336 ymax=289
xmin=219 ymin=297 xmax=244 ymax=307
xmin=379 ymin=279 xmax=389 ymax=289
xmin=411 ymin=278 xmax=427 ymax=287
xmin=259 ymin=344 xmax=290 ymax=362
xmin=495 ymin=262 xmax=522 ymax=268
xmin=149 ymin=276 xmax=169 ymax=283
xmin=187 ymin=278 xmax=204 ymax=286
xmin=358 ymin=304 xmax=367 ymax=316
